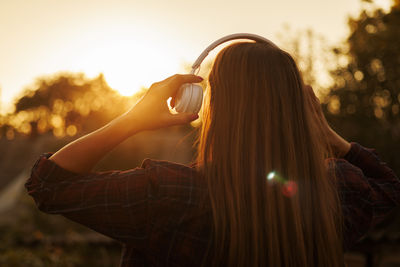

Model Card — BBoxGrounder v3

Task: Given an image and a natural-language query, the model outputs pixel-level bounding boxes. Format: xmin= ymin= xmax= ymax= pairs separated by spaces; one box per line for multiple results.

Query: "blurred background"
xmin=0 ymin=0 xmax=399 ymax=266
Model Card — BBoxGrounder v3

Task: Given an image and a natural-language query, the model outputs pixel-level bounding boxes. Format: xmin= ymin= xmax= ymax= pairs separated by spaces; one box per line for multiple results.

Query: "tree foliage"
xmin=1 ymin=73 xmax=138 ymax=139
xmin=323 ymin=1 xmax=400 ymax=173
xmin=276 ymin=26 xmax=335 ymax=93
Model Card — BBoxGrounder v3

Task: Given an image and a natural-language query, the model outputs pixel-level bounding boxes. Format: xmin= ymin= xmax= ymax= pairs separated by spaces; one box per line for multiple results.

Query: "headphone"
xmin=174 ymin=33 xmax=277 ymax=114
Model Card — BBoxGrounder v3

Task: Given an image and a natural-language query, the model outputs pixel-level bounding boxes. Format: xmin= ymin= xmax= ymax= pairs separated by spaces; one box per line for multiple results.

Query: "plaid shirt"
xmin=25 ymin=142 xmax=400 ymax=266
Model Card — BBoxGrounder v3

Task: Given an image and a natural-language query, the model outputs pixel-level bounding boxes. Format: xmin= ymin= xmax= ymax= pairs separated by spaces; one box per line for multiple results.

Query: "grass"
xmin=0 ymin=193 xmax=122 ymax=267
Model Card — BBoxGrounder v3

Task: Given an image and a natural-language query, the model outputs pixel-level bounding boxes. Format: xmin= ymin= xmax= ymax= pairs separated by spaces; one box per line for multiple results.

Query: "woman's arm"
xmin=49 ymin=74 xmax=202 ymax=173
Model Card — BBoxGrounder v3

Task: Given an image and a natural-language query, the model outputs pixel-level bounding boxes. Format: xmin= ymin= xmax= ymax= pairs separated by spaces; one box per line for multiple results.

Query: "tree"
xmin=323 ymin=0 xmax=400 ymax=173
xmin=1 ymin=73 xmax=137 ymax=139
xmin=276 ymin=26 xmax=334 ymax=93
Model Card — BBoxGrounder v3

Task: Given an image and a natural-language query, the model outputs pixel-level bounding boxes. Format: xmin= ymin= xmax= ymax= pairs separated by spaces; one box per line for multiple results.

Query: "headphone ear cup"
xmin=175 ymin=84 xmax=189 ymax=113
xmin=190 ymin=84 xmax=203 ymax=113
xmin=175 ymin=83 xmax=203 ymax=113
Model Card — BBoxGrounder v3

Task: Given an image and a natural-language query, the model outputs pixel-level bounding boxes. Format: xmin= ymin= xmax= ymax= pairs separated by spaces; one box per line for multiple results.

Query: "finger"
xmin=303 ymin=84 xmax=313 ymax=92
xmin=151 ymin=74 xmax=203 ymax=99
xmin=304 ymin=85 xmax=315 ymax=96
xmin=167 ymin=74 xmax=203 ymax=93
xmin=167 ymin=113 xmax=199 ymax=126
xmin=304 ymin=87 xmax=316 ymax=108
xmin=304 ymin=85 xmax=320 ymax=106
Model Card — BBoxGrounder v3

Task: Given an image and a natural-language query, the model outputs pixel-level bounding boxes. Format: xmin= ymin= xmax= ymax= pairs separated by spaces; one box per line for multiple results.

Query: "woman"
xmin=26 ymin=41 xmax=400 ymax=266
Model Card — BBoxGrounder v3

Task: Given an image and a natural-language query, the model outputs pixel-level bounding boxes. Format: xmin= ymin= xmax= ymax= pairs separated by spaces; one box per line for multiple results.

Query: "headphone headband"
xmin=176 ymin=34 xmax=276 ymax=113
xmin=190 ymin=33 xmax=277 ymax=74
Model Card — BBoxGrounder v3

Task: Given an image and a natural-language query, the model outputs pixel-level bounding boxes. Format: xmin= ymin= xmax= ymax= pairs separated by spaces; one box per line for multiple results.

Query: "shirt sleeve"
xmin=25 ymin=153 xmax=156 ymax=247
xmin=333 ymin=142 xmax=400 ymax=250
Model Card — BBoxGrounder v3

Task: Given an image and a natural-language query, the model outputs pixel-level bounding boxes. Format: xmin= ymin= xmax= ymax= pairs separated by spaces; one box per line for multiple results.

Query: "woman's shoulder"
xmin=140 ymin=158 xmax=198 ymax=176
xmin=139 ymin=158 xmax=206 ymax=190
xmin=325 ymin=142 xmax=398 ymax=191
xmin=325 ymin=143 xmax=400 ymax=250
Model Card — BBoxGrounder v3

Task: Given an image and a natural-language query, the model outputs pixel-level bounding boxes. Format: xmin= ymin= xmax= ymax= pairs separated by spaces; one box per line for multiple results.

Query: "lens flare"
xmin=267 ymin=171 xmax=276 ymax=180
xmin=282 ymin=181 xmax=298 ymax=198
xmin=266 ymin=171 xmax=298 ymax=197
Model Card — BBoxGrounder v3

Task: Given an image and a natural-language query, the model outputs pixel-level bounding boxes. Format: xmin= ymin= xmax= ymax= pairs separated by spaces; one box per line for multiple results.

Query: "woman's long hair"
xmin=197 ymin=42 xmax=343 ymax=266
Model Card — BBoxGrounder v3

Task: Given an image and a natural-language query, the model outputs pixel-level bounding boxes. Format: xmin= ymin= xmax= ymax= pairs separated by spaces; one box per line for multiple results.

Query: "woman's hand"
xmin=303 ymin=85 xmax=351 ymax=158
xmin=49 ymin=74 xmax=203 ymax=173
xmin=123 ymin=74 xmax=203 ymax=134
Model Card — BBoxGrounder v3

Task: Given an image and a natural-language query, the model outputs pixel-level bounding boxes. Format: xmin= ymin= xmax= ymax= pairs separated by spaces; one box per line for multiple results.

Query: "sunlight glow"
xmin=0 ymin=0 xmax=395 ymax=109
xmin=54 ymin=21 xmax=185 ymax=97
xmin=79 ymin=37 xmax=182 ymax=96
xmin=373 ymin=0 xmax=393 ymax=12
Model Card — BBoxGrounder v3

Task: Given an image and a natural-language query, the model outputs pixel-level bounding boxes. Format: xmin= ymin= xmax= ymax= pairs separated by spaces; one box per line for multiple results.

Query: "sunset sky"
xmin=0 ymin=0 xmax=393 ymax=113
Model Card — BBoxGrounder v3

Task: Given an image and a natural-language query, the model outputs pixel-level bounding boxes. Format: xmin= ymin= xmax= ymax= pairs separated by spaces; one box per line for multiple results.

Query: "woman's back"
xmin=63 ymin=142 xmax=397 ymax=266
xmin=197 ymin=42 xmax=343 ymax=266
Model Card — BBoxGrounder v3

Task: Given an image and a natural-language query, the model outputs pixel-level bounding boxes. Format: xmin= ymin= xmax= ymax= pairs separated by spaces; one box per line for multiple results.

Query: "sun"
xmin=75 ymin=29 xmax=183 ymax=97
xmin=103 ymin=41 xmax=182 ymax=96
